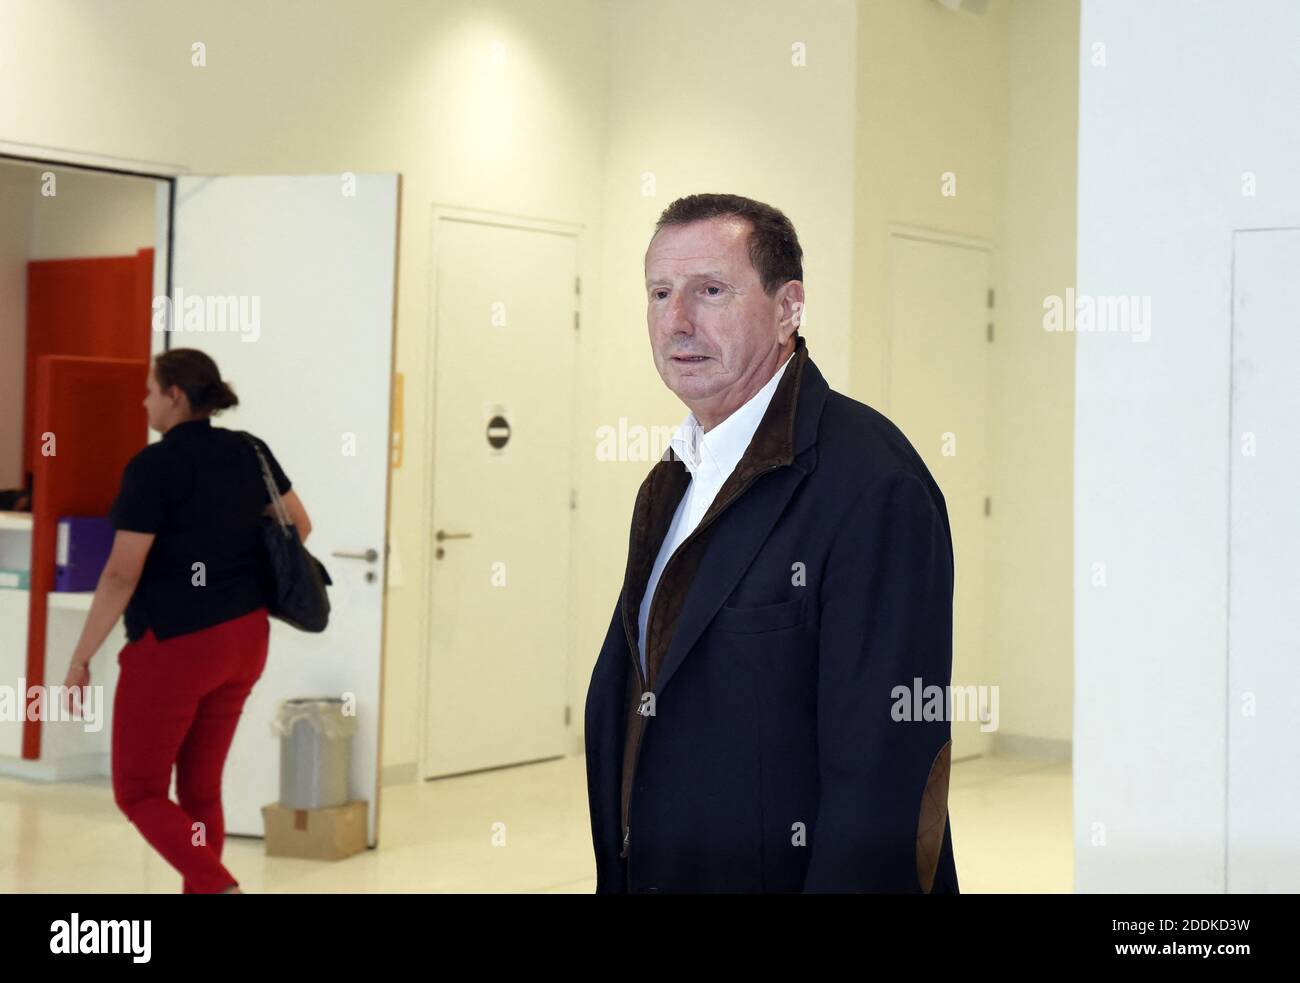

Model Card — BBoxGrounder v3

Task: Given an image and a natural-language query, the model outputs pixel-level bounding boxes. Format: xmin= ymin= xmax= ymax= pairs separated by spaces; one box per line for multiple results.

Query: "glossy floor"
xmin=0 ymin=751 xmax=1072 ymax=893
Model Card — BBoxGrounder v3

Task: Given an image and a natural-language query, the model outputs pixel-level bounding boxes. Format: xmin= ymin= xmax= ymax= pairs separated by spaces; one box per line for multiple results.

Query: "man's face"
xmin=644 ymin=216 xmax=800 ymax=423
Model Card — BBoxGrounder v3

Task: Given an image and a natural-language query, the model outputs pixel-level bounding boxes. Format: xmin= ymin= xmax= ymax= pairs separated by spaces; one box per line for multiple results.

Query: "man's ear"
xmin=776 ymin=280 xmax=805 ymax=345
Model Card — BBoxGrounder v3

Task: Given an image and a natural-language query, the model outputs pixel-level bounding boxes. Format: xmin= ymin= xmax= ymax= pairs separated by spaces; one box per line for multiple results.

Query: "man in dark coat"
xmin=584 ymin=193 xmax=959 ymax=894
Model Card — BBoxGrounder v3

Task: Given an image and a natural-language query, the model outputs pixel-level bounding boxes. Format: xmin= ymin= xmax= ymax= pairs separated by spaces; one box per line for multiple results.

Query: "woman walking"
xmin=63 ymin=348 xmax=312 ymax=893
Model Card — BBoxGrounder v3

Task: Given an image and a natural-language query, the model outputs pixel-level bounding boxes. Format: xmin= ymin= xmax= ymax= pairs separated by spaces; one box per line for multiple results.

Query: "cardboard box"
xmin=262 ymin=800 xmax=367 ymax=860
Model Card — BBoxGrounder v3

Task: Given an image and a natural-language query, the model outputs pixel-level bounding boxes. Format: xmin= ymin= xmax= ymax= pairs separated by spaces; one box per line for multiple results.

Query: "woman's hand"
xmin=62 ymin=662 xmax=91 ymax=715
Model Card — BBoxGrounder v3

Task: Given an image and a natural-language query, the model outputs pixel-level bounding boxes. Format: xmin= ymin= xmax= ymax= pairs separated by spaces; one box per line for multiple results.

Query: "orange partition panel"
xmin=23 ymin=355 xmax=149 ymax=759
xmin=22 ymin=248 xmax=154 ymax=479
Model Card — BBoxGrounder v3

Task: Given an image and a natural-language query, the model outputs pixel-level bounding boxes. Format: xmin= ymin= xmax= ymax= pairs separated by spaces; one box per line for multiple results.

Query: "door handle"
xmin=331 ymin=548 xmax=380 ymax=563
xmin=434 ymin=529 xmax=471 ymax=560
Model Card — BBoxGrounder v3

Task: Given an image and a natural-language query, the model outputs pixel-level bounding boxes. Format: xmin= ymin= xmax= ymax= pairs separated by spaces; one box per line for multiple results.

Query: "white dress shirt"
xmin=636 ymin=350 xmax=795 ymax=678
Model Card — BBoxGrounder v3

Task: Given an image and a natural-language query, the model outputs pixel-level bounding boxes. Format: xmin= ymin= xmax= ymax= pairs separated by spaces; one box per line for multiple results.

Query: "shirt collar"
xmin=162 ymin=417 xmax=213 ymax=442
xmin=669 ymin=349 xmax=795 ymax=481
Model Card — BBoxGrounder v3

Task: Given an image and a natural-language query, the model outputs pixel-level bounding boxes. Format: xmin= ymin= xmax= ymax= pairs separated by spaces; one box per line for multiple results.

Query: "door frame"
xmin=885 ymin=223 xmax=996 ymax=761
xmin=884 ymin=223 xmax=994 ymax=415
xmin=1 ymin=143 xmax=401 ymax=831
xmin=0 ymin=141 xmax=177 ymax=779
xmin=0 ymin=139 xmax=188 ymax=176
xmin=419 ymin=203 xmax=585 ymax=781
xmin=0 ymin=140 xmax=183 ymax=353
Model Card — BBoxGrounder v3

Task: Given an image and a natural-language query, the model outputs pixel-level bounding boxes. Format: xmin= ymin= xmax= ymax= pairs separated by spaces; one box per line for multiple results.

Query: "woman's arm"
xmin=266 ymin=489 xmax=312 ymax=542
xmin=64 ymin=531 xmax=154 ymax=696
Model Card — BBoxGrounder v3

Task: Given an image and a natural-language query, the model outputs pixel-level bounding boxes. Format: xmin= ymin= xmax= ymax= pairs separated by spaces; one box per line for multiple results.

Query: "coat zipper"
xmin=619 ymin=459 xmax=786 ymax=869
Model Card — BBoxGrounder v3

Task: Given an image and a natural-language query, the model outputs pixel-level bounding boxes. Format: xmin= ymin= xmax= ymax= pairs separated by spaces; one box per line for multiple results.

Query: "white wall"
xmin=1074 ymin=0 xmax=1300 ymax=891
xmin=1227 ymin=228 xmax=1300 ymax=891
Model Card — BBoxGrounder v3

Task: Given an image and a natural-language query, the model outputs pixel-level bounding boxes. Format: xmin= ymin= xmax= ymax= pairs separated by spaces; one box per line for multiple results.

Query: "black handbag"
xmin=243 ymin=433 xmax=333 ymax=632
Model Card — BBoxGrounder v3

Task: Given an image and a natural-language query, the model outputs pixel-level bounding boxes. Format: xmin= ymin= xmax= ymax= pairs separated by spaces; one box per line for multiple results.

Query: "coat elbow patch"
xmin=916 ymin=739 xmax=951 ymax=893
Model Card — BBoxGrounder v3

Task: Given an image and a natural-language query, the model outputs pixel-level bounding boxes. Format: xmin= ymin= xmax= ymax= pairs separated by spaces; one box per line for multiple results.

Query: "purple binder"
xmin=55 ymin=516 xmax=114 ymax=592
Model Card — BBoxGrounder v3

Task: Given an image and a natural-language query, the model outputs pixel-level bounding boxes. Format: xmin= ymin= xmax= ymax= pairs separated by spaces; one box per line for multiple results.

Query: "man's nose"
xmin=665 ymin=293 xmax=694 ymax=336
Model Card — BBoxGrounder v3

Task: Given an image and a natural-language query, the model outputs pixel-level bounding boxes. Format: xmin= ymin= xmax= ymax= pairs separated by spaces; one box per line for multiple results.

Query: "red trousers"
xmin=112 ymin=607 xmax=269 ymax=894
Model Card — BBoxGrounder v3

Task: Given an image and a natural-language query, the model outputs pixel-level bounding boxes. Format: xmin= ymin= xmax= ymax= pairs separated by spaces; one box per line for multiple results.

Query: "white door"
xmin=424 ymin=213 xmax=577 ymax=778
xmin=165 ymin=174 xmax=398 ymax=843
xmin=888 ymin=232 xmax=993 ymax=760
xmin=1227 ymin=227 xmax=1300 ymax=891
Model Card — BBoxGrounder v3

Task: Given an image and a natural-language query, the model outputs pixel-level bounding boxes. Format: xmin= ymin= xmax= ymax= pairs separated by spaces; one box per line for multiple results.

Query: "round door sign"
xmin=486 ymin=414 xmax=511 ymax=450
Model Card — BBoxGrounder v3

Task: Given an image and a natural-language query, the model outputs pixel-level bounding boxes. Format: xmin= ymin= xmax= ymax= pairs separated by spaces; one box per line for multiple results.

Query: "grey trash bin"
xmin=272 ymin=697 xmax=357 ymax=809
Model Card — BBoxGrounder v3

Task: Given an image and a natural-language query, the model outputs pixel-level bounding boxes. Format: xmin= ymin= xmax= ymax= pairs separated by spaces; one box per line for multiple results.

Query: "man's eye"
xmin=704 ymin=285 xmax=722 ymax=296
xmin=652 ymin=290 xmax=667 ymax=300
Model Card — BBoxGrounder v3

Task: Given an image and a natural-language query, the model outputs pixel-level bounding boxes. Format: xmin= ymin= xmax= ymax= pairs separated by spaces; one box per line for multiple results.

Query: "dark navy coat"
xmin=584 ymin=337 xmax=959 ymax=893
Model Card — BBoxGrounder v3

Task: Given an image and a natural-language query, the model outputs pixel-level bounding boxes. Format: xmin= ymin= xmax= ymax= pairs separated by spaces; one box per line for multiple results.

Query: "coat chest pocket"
xmin=709 ymin=595 xmax=807 ymax=634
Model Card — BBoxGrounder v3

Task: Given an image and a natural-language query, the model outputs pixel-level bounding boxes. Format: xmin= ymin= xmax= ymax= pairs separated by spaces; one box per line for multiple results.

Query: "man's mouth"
xmin=670 ymin=354 xmax=709 ymax=363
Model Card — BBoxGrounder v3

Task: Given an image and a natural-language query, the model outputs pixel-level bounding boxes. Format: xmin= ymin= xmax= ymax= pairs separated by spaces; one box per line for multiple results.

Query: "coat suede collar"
xmin=620 ymin=333 xmax=829 ymax=687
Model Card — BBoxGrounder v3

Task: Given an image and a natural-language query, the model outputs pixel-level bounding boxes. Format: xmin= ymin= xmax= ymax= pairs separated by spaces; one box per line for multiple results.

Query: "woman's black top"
xmin=108 ymin=417 xmax=292 ymax=642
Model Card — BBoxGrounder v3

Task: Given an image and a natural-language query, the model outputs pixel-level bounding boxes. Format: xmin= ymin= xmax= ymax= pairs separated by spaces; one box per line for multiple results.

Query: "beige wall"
xmin=0 ymin=0 xmax=857 ymax=780
xmin=0 ymin=0 xmax=1076 ymax=780
xmin=576 ymin=0 xmax=860 ymax=741
xmin=852 ymin=0 xmax=1009 ymax=403
xmin=1000 ymin=0 xmax=1077 ymax=746
xmin=0 ymin=0 xmax=610 ymax=782
xmin=851 ymin=0 xmax=1076 ymax=750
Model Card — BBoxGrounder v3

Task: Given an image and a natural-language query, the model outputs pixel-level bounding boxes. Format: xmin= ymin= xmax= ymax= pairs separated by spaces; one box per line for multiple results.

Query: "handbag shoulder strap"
xmin=241 ymin=431 xmax=291 ymax=528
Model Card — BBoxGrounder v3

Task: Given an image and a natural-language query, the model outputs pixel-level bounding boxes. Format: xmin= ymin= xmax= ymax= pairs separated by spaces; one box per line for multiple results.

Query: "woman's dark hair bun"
xmin=203 ymin=380 xmax=239 ymax=412
xmin=154 ymin=348 xmax=239 ymax=415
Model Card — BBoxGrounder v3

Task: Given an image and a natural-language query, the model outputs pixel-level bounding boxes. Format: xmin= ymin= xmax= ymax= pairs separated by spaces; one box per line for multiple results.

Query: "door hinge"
xmin=564 ymin=705 xmax=572 ymax=726
xmin=575 ymin=275 xmax=581 ymax=296
xmin=987 ymin=287 xmax=995 ymax=309
xmin=570 ymin=488 xmax=578 ymax=510
xmin=984 ymin=495 xmax=991 ymax=517
xmin=573 ymin=310 xmax=580 ymax=332
xmin=987 ymin=322 xmax=994 ymax=342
